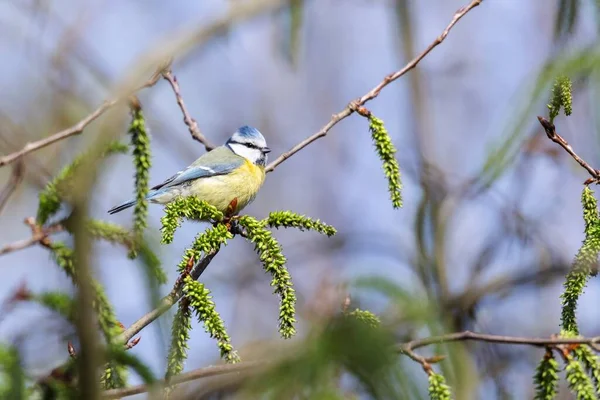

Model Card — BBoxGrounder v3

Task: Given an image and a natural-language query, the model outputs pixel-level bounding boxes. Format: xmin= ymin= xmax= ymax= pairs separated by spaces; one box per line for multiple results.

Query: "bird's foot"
xmin=224 ymin=198 xmax=239 ymax=218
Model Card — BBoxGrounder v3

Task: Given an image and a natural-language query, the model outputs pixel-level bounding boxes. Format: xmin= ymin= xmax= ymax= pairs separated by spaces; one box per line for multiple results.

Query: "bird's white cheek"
xmin=229 ymin=144 xmax=261 ymax=163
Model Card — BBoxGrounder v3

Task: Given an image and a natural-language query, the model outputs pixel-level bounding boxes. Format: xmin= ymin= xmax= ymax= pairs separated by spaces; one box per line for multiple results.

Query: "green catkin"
xmin=238 ymin=215 xmax=296 ymax=338
xmin=534 ymin=349 xmax=559 ymax=400
xmin=428 ymin=372 xmax=452 ymax=400
xmin=368 ymin=115 xmax=403 ymax=208
xmin=561 ymin=187 xmax=600 ymax=334
xmin=128 ymin=105 xmax=151 ymax=257
xmin=182 ymin=276 xmax=239 ymax=363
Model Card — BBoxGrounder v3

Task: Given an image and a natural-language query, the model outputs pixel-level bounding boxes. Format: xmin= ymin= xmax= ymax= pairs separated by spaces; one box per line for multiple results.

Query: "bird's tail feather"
xmin=108 ymin=200 xmax=136 ymax=215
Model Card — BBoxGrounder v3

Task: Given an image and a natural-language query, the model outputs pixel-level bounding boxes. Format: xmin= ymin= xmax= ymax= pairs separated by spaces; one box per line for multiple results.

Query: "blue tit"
xmin=108 ymin=126 xmax=270 ymax=215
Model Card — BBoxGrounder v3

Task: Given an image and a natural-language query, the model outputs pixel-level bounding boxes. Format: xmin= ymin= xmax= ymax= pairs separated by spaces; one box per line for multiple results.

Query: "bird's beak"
xmin=263 ymin=147 xmax=271 ymax=154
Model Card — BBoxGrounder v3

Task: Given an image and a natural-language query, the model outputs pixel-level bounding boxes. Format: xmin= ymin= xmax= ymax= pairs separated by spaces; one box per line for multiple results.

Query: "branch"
xmin=0 ymin=71 xmax=163 ymax=168
xmin=401 ymin=330 xmax=600 ymax=352
xmin=0 ymin=160 xmax=24 ymax=215
xmin=0 ymin=217 xmax=63 ymax=256
xmin=103 ymin=360 xmax=264 ymax=399
xmin=537 ymin=116 xmax=600 ymax=184
xmin=162 ymin=69 xmax=215 ymax=151
xmin=116 ymin=249 xmax=219 ymax=344
xmin=265 ymin=0 xmax=482 ymax=173
xmin=104 ymin=330 xmax=600 ymax=398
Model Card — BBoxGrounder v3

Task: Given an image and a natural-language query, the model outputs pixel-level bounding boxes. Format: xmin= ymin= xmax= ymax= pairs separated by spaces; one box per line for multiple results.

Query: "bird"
xmin=108 ymin=126 xmax=270 ymax=216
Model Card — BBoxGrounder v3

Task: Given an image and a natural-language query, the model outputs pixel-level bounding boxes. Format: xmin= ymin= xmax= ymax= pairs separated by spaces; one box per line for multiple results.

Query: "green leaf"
xmin=32 ymin=292 xmax=76 ymax=322
xmin=347 ymin=309 xmax=380 ymax=328
xmin=106 ymin=345 xmax=156 ymax=384
xmin=554 ymin=0 xmax=578 ymax=41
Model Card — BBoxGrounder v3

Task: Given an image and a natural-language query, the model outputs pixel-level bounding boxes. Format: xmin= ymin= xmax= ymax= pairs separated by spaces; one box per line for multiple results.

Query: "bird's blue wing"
xmin=150 ymin=147 xmax=244 ymax=191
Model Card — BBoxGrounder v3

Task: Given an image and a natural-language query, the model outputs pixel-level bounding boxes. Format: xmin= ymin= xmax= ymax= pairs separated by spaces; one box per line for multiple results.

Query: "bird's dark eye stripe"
xmin=230 ymin=140 xmax=261 ymax=150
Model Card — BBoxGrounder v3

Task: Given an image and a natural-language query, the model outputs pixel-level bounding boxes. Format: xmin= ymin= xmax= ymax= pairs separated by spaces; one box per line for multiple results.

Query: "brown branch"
xmin=0 ymin=217 xmax=63 ymax=256
xmin=0 ymin=72 xmax=163 ymax=169
xmin=162 ymin=69 xmax=215 ymax=151
xmin=265 ymin=0 xmax=482 ymax=173
xmin=104 ymin=330 xmax=600 ymax=398
xmin=0 ymin=160 xmax=24 ymax=215
xmin=103 ymin=360 xmax=265 ymax=399
xmin=537 ymin=116 xmax=600 ymax=184
xmin=400 ymin=330 xmax=600 ymax=352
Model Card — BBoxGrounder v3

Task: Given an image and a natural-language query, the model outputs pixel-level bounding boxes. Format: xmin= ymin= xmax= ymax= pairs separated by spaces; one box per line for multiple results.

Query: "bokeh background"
xmin=1 ymin=0 xmax=599 ymax=398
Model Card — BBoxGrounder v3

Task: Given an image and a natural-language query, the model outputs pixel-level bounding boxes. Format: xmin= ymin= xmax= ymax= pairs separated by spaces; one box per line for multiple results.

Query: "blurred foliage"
xmin=242 ymin=309 xmax=404 ymax=399
xmin=0 ymin=345 xmax=25 ymax=399
xmin=105 ymin=344 xmax=156 ymax=386
xmin=36 ymin=141 xmax=128 ymax=226
xmin=554 ymin=0 xmax=578 ymax=41
xmin=32 ymin=291 xmax=76 ymax=322
xmin=347 ymin=308 xmax=381 ymax=328
xmin=283 ymin=0 xmax=303 ymax=67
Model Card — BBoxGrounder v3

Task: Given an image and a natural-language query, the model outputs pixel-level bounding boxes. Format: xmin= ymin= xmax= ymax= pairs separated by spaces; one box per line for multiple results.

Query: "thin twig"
xmin=103 ymin=360 xmax=265 ymax=399
xmin=265 ymin=0 xmax=482 ymax=173
xmin=0 ymin=160 xmax=24 ymax=215
xmin=0 ymin=218 xmax=63 ymax=256
xmin=104 ymin=330 xmax=600 ymax=398
xmin=537 ymin=116 xmax=600 ymax=184
xmin=400 ymin=330 xmax=600 ymax=352
xmin=0 ymin=72 xmax=163 ymax=168
xmin=162 ymin=69 xmax=215 ymax=151
xmin=0 ymin=0 xmax=285 ymax=170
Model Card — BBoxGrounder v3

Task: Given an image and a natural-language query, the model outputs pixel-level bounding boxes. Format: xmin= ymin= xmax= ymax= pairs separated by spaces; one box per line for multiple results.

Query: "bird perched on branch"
xmin=108 ymin=126 xmax=270 ymax=215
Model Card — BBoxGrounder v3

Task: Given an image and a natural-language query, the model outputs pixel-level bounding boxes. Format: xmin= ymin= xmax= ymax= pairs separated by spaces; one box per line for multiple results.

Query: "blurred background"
xmin=1 ymin=0 xmax=600 ymax=398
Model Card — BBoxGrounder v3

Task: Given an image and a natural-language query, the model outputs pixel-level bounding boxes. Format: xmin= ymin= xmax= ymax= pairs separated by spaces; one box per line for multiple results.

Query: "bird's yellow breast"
xmin=188 ymin=159 xmax=265 ymax=214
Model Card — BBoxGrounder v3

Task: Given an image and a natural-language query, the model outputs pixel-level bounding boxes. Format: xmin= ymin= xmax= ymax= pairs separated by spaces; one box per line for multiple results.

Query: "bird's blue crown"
xmin=227 ymin=126 xmax=267 ymax=148
xmin=237 ymin=125 xmax=262 ymax=139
